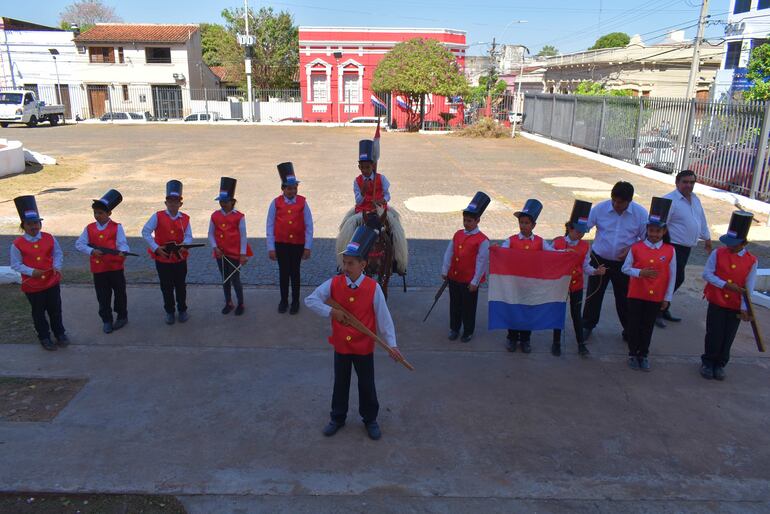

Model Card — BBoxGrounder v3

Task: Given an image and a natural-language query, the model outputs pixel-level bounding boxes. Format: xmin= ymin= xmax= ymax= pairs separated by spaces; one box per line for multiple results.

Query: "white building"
xmin=713 ymin=0 xmax=770 ymax=100
xmin=0 ymin=17 xmax=85 ymax=119
xmin=73 ymin=23 xmax=219 ymax=119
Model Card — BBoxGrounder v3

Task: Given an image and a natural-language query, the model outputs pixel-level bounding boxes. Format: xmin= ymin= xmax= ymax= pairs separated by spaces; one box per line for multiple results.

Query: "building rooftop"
xmin=0 ymin=17 xmax=64 ymax=32
xmin=74 ymin=23 xmax=198 ymax=44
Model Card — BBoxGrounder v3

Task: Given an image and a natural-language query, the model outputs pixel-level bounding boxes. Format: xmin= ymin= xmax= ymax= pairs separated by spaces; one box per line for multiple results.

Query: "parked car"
xmin=689 ymin=147 xmax=767 ymax=198
xmin=347 ymin=117 xmax=380 ymax=124
xmin=636 ymin=136 xmax=677 ymax=173
xmin=277 ymin=117 xmax=303 ymax=123
xmin=0 ymin=90 xmax=65 ymax=127
xmin=184 ymin=112 xmax=219 ymax=122
xmin=99 ymin=112 xmax=151 ymax=123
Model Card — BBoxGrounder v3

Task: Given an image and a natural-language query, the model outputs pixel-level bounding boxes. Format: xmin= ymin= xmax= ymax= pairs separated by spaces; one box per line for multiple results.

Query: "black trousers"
xmin=155 ymin=261 xmax=187 ymax=314
xmin=448 ymin=279 xmax=479 ymax=336
xmin=553 ymin=289 xmax=584 ymax=344
xmin=276 ymin=243 xmax=304 ymax=305
xmin=702 ymin=303 xmax=741 ymax=368
xmin=582 ymin=252 xmax=629 ymax=331
xmin=507 ymin=329 xmax=531 ymax=342
xmin=626 ymin=298 xmax=661 ymax=357
xmin=25 ymin=284 xmax=65 ymax=341
xmin=216 ymin=256 xmax=243 ymax=305
xmin=93 ymin=270 xmax=127 ymax=323
xmin=331 ymin=352 xmax=379 ymax=424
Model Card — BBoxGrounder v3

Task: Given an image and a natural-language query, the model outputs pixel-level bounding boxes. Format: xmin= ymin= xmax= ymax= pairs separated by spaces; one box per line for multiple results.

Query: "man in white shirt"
xmin=660 ymin=170 xmax=712 ymax=325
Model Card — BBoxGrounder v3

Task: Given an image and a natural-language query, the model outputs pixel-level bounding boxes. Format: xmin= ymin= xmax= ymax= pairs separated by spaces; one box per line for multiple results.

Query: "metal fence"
xmin=522 ymin=93 xmax=770 ymax=202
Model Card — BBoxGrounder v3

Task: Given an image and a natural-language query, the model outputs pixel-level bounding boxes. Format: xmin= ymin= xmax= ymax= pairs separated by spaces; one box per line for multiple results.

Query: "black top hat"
xmin=215 ymin=177 xmax=237 ymax=201
xmin=463 ymin=192 xmax=491 ymax=218
xmin=166 ymin=180 xmax=183 ymax=199
xmin=719 ymin=210 xmax=753 ymax=247
xmin=514 ymin=199 xmax=543 ymax=222
xmin=343 ymin=226 xmax=378 ymax=259
xmin=92 ymin=189 xmax=122 ymax=212
xmin=569 ymin=200 xmax=592 ymax=233
xmin=14 ymin=195 xmax=42 ymax=222
xmin=358 ymin=140 xmax=374 ymax=162
xmin=647 ymin=197 xmax=672 ymax=227
xmin=277 ymin=162 xmax=300 ymax=186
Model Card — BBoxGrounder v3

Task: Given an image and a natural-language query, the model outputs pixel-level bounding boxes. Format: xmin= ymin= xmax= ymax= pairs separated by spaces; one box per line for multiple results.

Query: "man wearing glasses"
xmin=660 ymin=170 xmax=712 ymax=325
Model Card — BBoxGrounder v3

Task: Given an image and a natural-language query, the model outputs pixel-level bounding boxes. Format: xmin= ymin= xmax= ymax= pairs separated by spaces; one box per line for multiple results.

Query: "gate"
xmin=152 ymin=85 xmax=183 ymax=119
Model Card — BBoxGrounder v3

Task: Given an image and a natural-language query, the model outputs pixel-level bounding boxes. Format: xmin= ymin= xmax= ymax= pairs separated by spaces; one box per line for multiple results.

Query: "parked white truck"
xmin=0 ymin=90 xmax=66 ymax=127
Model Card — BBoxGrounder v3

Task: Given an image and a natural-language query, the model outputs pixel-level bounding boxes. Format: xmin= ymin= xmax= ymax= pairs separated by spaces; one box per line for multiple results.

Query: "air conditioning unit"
xmin=172 ymin=73 xmax=185 ymax=81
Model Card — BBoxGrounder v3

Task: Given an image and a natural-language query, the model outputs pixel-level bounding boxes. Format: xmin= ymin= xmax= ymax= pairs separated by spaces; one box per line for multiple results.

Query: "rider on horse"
xmin=354 ymin=140 xmax=390 ymax=217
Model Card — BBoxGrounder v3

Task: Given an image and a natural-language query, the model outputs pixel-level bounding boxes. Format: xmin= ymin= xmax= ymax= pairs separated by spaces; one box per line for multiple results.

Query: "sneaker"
xmin=551 ymin=342 xmax=561 ymax=357
xmin=700 ymin=364 xmax=714 ymax=380
xmin=365 ymin=421 xmax=382 ymax=440
xmin=289 ymin=303 xmax=299 ymax=315
xmin=56 ymin=334 xmax=69 ymax=347
xmin=639 ymin=357 xmax=651 ymax=372
xmin=460 ymin=333 xmax=473 ymax=343
xmin=520 ymin=340 xmax=532 ymax=354
xmin=505 ymin=339 xmax=517 ymax=352
xmin=627 ymin=356 xmax=639 ymax=370
xmin=655 ymin=314 xmax=666 ymax=329
xmin=662 ymin=310 xmax=681 ymax=322
xmin=235 ymin=304 xmax=245 ymax=316
xmin=178 ymin=311 xmax=189 ymax=323
xmin=113 ymin=318 xmax=127 ymax=330
xmin=278 ymin=301 xmax=289 ymax=314
xmin=222 ymin=302 xmax=234 ymax=315
xmin=103 ymin=322 xmax=113 ymax=334
xmin=714 ymin=366 xmax=726 ymax=381
xmin=448 ymin=330 xmax=459 ymax=341
xmin=578 ymin=343 xmax=590 ymax=357
xmin=322 ymin=421 xmax=344 ymax=437
xmin=165 ymin=313 xmax=175 ymax=325
xmin=40 ymin=338 xmax=57 ymax=351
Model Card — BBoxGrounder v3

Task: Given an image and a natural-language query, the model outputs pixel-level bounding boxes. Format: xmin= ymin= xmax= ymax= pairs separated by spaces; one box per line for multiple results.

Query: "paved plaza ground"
xmin=0 ymin=124 xmax=769 ymax=512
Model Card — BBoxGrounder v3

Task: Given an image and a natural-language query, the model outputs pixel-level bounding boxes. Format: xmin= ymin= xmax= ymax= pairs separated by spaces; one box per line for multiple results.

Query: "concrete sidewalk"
xmin=1 ymin=285 xmax=769 ymax=513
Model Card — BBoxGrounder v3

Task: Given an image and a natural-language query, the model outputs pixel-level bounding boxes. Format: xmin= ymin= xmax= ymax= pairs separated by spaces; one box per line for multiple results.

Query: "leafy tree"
xmin=745 ymin=43 xmax=770 ymax=100
xmin=536 ymin=45 xmax=558 ymax=57
xmin=372 ymin=38 xmax=469 ymax=130
xmin=575 ymin=80 xmax=633 ymax=97
xmin=200 ymin=23 xmax=244 ymax=86
xmin=59 ymin=0 xmax=120 ymax=32
xmin=220 ymin=6 xmax=298 ymax=91
xmin=467 ymin=75 xmax=508 ymax=106
xmin=589 ymin=32 xmax=630 ymax=50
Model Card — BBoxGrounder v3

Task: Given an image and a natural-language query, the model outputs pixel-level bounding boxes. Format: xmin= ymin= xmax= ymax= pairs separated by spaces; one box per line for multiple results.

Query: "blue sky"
xmin=13 ymin=0 xmax=728 ymax=55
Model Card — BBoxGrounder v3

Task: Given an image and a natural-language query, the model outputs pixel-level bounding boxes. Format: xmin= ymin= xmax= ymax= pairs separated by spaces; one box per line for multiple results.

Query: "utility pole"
xmin=244 ymin=0 xmax=253 ymax=121
xmin=685 ymin=0 xmax=710 ymax=99
xmin=486 ymin=38 xmax=497 ymax=118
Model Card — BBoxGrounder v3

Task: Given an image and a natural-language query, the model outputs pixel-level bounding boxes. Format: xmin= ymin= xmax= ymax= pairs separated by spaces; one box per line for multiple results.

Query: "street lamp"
xmin=333 ymin=51 xmax=342 ymax=124
xmin=499 ymin=20 xmax=528 ymax=44
xmin=48 ymin=49 xmax=62 ymax=106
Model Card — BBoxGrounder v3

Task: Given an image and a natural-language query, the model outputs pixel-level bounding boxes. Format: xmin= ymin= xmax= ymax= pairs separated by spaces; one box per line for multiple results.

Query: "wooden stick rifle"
xmin=742 ymin=290 xmax=765 ymax=352
xmin=423 ymin=279 xmax=448 ymax=322
xmin=87 ymin=244 xmax=139 ymax=257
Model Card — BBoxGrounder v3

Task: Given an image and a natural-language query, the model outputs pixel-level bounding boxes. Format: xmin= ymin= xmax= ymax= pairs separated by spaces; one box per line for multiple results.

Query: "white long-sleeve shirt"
xmin=75 ymin=220 xmax=130 ymax=255
xmin=10 ymin=233 xmax=63 ymax=276
xmin=353 ymin=173 xmax=391 ymax=205
xmin=441 ymin=228 xmax=489 ymax=286
xmin=265 ymin=196 xmax=314 ymax=251
xmin=546 ymin=236 xmax=597 ymax=276
xmin=702 ymin=248 xmax=758 ymax=310
xmin=621 ymin=239 xmax=677 ymax=302
xmin=663 ymin=189 xmax=711 ymax=247
xmin=304 ymin=273 xmax=397 ymax=348
xmin=141 ymin=210 xmax=193 ymax=252
xmin=587 ymin=200 xmax=648 ymax=261
xmin=208 ymin=209 xmax=248 ymax=255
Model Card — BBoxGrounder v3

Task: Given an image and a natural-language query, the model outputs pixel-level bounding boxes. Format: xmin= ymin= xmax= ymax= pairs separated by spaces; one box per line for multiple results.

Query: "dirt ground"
xmin=0 ymin=377 xmax=87 ymax=422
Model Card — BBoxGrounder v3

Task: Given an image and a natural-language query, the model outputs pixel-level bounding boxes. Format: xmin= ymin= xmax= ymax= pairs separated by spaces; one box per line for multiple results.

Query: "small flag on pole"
xmin=371 ymin=94 xmax=387 ymax=112
xmin=396 ymin=95 xmax=410 ymax=112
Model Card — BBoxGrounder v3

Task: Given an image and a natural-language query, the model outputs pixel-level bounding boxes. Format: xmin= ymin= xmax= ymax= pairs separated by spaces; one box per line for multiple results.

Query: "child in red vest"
xmin=305 ymin=226 xmax=402 ymax=440
xmin=354 ymin=139 xmax=390 ymax=214
xmin=9 ymin=195 xmax=67 ymax=351
xmin=622 ymin=197 xmax=676 ymax=371
xmin=75 ymin=189 xmax=130 ymax=333
xmin=266 ymin=163 xmax=314 ymax=314
xmin=442 ymin=192 xmax=490 ymax=343
xmin=209 ymin=177 xmax=252 ymax=316
xmin=141 ymin=180 xmax=193 ymax=325
xmin=701 ymin=211 xmax=757 ymax=381
xmin=503 ymin=199 xmax=550 ymax=353
xmin=549 ymin=200 xmax=606 ymax=357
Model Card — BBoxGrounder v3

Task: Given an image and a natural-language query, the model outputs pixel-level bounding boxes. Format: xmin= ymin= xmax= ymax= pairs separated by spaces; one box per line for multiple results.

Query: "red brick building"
xmin=298 ymin=27 xmax=467 ymax=126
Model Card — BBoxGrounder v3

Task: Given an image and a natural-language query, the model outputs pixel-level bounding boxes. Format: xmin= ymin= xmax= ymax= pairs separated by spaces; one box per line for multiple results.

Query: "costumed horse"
xmin=336 ymin=205 xmax=408 ymax=298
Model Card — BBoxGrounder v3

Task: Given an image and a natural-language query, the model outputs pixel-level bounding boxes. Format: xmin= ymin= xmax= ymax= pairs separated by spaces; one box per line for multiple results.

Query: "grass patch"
xmin=0 ymin=493 xmax=186 ymax=513
xmin=451 ymin=117 xmax=511 ymax=138
xmin=0 ymin=285 xmax=34 ymax=344
xmin=0 ymin=157 xmax=88 ymax=201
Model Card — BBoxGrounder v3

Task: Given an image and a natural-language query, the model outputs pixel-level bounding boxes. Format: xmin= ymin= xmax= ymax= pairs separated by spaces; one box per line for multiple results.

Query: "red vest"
xmin=704 ymin=247 xmax=757 ymax=310
xmin=14 ymin=232 xmax=61 ymax=293
xmin=627 ymin=241 xmax=674 ymax=302
xmin=87 ymin=221 xmax=124 ymax=273
xmin=147 ymin=211 xmax=190 ymax=263
xmin=448 ymin=230 xmax=489 ymax=284
xmin=553 ymin=236 xmax=590 ymax=292
xmin=507 ymin=234 xmax=544 ymax=251
xmin=355 ymin=174 xmax=387 ymax=213
xmin=329 ymin=274 xmax=377 ymax=355
xmin=274 ymin=195 xmax=306 ymax=245
xmin=211 ymin=210 xmax=252 ymax=259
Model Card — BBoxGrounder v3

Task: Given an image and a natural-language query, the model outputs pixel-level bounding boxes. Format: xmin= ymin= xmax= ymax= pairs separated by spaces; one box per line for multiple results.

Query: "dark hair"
xmin=463 ymin=211 xmax=481 ymax=220
xmin=564 ymin=221 xmax=572 ymax=236
xmin=675 ymin=169 xmax=696 ymax=183
xmin=517 ymin=214 xmax=535 ymax=224
xmin=91 ymin=202 xmax=110 ymax=213
xmin=611 ymin=181 xmax=634 ymax=202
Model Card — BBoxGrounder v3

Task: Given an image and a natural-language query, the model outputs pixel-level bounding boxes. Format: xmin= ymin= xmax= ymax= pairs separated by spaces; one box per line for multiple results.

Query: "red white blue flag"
xmin=371 ymin=94 xmax=387 ymax=112
xmin=395 ymin=95 xmax=410 ymax=112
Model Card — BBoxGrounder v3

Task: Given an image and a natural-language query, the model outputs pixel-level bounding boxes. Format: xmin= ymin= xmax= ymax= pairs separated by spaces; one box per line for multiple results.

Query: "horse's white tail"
xmin=336 ymin=208 xmax=361 ymax=268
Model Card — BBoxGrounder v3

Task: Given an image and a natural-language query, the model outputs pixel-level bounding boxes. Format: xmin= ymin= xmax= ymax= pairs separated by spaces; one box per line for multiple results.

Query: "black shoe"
xmin=582 ymin=328 xmax=592 ymax=341
xmin=40 ymin=338 xmax=57 ymax=351
xmin=56 ymin=334 xmax=69 ymax=347
xmin=448 ymin=330 xmax=460 ymax=341
xmin=655 ymin=315 xmax=666 ymax=329
xmin=322 ymin=421 xmax=344 ymax=437
xmin=700 ymin=364 xmax=714 ymax=380
xmin=103 ymin=322 xmax=113 ymax=334
xmin=639 ymin=357 xmax=651 ymax=372
xmin=460 ymin=333 xmax=473 ymax=343
xmin=578 ymin=343 xmax=590 ymax=357
xmin=505 ymin=339 xmax=517 ymax=352
xmin=278 ymin=301 xmax=289 ymax=314
xmin=289 ymin=303 xmax=299 ymax=315
xmin=551 ymin=342 xmax=561 ymax=357
xmin=178 ymin=311 xmax=189 ymax=323
xmin=165 ymin=312 xmax=175 ymax=325
xmin=222 ymin=302 xmax=234 ymax=315
xmin=365 ymin=421 xmax=382 ymax=440
xmin=520 ymin=340 xmax=532 ymax=354
xmin=714 ymin=366 xmax=726 ymax=381
xmin=113 ymin=318 xmax=127 ymax=330
xmin=662 ymin=310 xmax=681 ymax=322
xmin=235 ymin=304 xmax=245 ymax=316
